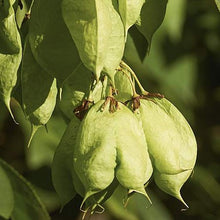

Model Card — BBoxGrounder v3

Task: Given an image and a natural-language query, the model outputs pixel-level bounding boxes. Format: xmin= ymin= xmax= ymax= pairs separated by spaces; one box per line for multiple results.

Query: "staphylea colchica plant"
xmin=2 ymin=0 xmax=218 ymax=219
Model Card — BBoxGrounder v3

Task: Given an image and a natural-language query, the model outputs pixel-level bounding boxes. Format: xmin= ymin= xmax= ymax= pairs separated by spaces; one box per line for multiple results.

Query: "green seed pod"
xmin=62 ymin=0 xmax=112 ymax=80
xmin=0 ymin=0 xmax=22 ymax=121
xmin=114 ymin=71 xmax=133 ymax=102
xmin=115 ymin=104 xmax=153 ymax=199
xmin=103 ymin=1 xmax=125 ymax=82
xmin=22 ymin=40 xmax=58 ymax=146
xmin=59 ymin=64 xmax=91 ymax=120
xmin=154 ymin=169 xmax=192 ymax=207
xmin=29 ymin=0 xmax=81 ymax=84
xmin=134 ymin=97 xmax=197 ymax=205
xmin=74 ymin=99 xmax=152 ymax=209
xmin=74 ymin=100 xmax=117 ymax=203
xmin=52 ymin=116 xmax=82 ymax=207
xmin=118 ymin=0 xmax=145 ymax=38
xmin=138 ymin=98 xmax=197 ymax=175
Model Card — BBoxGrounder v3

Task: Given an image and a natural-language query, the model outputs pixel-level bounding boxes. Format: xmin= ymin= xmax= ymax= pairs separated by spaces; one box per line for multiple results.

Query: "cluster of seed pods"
xmin=53 ymin=90 xmax=197 ymax=216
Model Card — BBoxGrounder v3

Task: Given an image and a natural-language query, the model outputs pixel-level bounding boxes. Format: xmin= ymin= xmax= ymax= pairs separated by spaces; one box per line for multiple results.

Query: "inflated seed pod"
xmin=103 ymin=0 xmax=125 ymax=82
xmin=74 ymin=100 xmax=117 ymax=205
xmin=115 ymin=104 xmax=153 ymax=199
xmin=154 ymin=169 xmax=192 ymax=207
xmin=62 ymin=0 xmax=112 ymax=80
xmin=22 ymin=40 xmax=58 ymax=146
xmin=118 ymin=0 xmax=145 ymax=38
xmin=74 ymin=99 xmax=153 ymax=209
xmin=138 ymin=98 xmax=197 ymax=175
xmin=52 ymin=116 xmax=83 ymax=206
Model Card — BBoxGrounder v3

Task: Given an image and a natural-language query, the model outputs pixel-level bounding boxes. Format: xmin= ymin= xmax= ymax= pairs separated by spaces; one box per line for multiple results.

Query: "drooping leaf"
xmin=52 ymin=116 xmax=81 ymax=207
xmin=0 ymin=166 xmax=14 ymax=219
xmin=0 ymin=159 xmax=50 ymax=220
xmin=103 ymin=0 xmax=125 ymax=81
xmin=62 ymin=0 xmax=112 ymax=80
xmin=136 ymin=0 xmax=168 ymax=49
xmin=21 ymin=39 xmax=57 ymax=145
xmin=118 ymin=0 xmax=145 ymax=38
xmin=29 ymin=0 xmax=80 ymax=83
xmin=0 ymin=0 xmax=22 ymax=119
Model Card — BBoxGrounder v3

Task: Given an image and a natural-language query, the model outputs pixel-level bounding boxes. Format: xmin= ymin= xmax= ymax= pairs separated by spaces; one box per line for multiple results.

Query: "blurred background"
xmin=0 ymin=0 xmax=220 ymax=219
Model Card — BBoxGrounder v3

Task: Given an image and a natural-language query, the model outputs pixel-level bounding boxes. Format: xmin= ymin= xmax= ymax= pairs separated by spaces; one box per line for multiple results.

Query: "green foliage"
xmin=0 ymin=166 xmax=14 ymax=219
xmin=0 ymin=159 xmax=50 ymax=220
xmin=52 ymin=116 xmax=80 ymax=207
xmin=1 ymin=0 xmax=210 ymax=219
xmin=0 ymin=0 xmax=22 ymax=119
xmin=29 ymin=0 xmax=80 ymax=83
xmin=136 ymin=0 xmax=168 ymax=49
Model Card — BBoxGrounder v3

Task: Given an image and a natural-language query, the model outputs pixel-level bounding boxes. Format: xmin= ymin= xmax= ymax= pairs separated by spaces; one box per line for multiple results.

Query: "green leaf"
xmin=21 ymin=39 xmax=57 ymax=145
xmin=136 ymin=0 xmax=168 ymax=48
xmin=29 ymin=0 xmax=80 ymax=83
xmin=0 ymin=159 xmax=50 ymax=220
xmin=0 ymin=166 xmax=14 ymax=219
xmin=103 ymin=1 xmax=125 ymax=81
xmin=118 ymin=0 xmax=145 ymax=38
xmin=52 ymin=116 xmax=81 ymax=207
xmin=62 ymin=0 xmax=112 ymax=80
xmin=0 ymin=0 xmax=22 ymax=119
xmin=215 ymin=0 xmax=220 ymax=12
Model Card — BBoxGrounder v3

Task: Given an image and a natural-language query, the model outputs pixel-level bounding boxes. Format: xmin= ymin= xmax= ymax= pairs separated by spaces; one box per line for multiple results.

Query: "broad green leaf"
xmin=0 ymin=0 xmax=22 ymax=119
xmin=118 ymin=0 xmax=145 ymax=37
xmin=29 ymin=0 xmax=80 ymax=83
xmin=136 ymin=0 xmax=168 ymax=48
xmin=215 ymin=0 xmax=220 ymax=12
xmin=62 ymin=0 xmax=112 ymax=80
xmin=52 ymin=116 xmax=80 ymax=207
xmin=21 ymin=40 xmax=57 ymax=145
xmin=103 ymin=0 xmax=125 ymax=81
xmin=0 ymin=166 xmax=14 ymax=219
xmin=0 ymin=159 xmax=50 ymax=220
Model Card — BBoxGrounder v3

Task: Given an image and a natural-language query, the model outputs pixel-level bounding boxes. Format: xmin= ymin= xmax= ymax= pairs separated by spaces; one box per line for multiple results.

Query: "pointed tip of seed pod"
xmin=176 ymin=192 xmax=189 ymax=209
xmin=91 ymin=203 xmax=105 ymax=214
xmin=59 ymin=87 xmax=63 ymax=101
xmin=4 ymin=97 xmax=19 ymax=125
xmin=128 ymin=188 xmax=152 ymax=207
xmin=27 ymin=124 xmax=39 ymax=148
xmin=59 ymin=205 xmax=64 ymax=214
